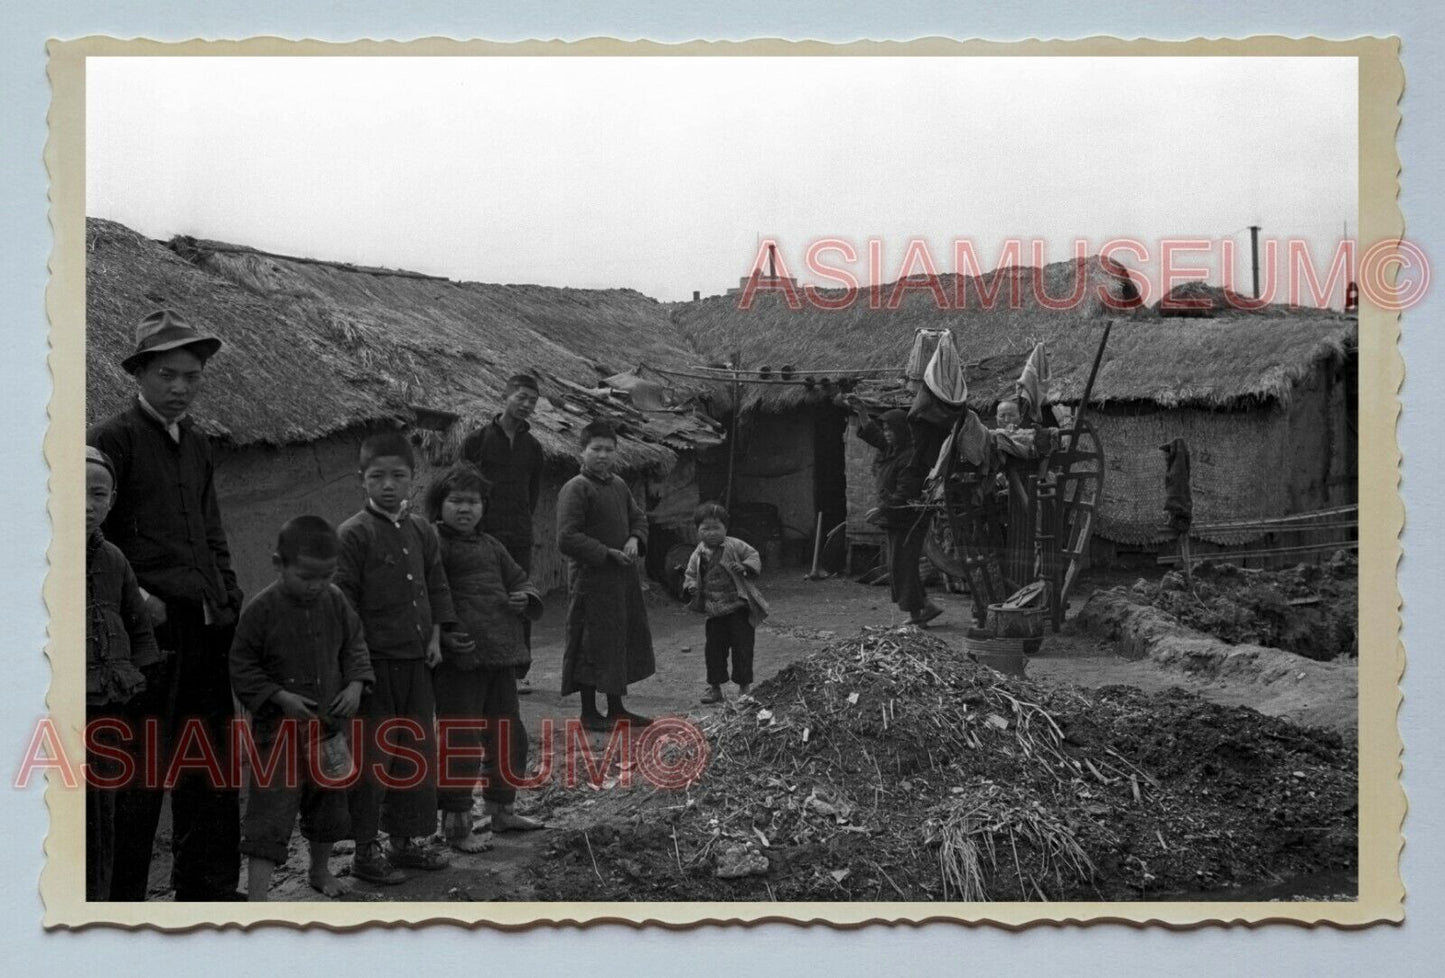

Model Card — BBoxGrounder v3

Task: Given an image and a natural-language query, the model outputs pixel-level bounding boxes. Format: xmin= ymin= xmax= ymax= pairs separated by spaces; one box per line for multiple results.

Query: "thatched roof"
xmin=671 ymin=258 xmax=1355 ymax=412
xmin=86 ymin=218 xmax=720 ymax=472
xmin=1151 ymin=280 xmax=1344 ymax=319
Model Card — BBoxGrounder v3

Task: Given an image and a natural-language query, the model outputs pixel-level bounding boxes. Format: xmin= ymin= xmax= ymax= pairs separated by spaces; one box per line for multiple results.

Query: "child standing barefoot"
xmin=229 ymin=516 xmax=372 ymax=900
xmin=683 ymin=502 xmax=768 ymax=704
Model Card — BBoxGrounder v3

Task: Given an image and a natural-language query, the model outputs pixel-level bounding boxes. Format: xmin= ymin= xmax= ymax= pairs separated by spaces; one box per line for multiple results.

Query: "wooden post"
xmin=724 ymin=348 xmax=741 ymax=509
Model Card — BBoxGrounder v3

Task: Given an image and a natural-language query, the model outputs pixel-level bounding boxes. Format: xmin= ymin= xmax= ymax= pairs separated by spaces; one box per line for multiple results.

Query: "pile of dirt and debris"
xmin=526 ymin=627 xmax=1356 ymax=902
xmin=1126 ymin=552 xmax=1357 ymax=661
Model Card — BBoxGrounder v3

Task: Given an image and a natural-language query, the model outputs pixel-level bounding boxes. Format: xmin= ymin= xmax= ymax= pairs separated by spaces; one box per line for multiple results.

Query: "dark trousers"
xmin=348 ymin=658 xmax=438 ymax=842
xmin=86 ymin=706 xmax=117 ymax=901
xmin=704 ymin=607 xmax=755 ymax=686
xmin=86 ymin=752 xmax=115 ymax=901
xmin=887 ymin=510 xmax=932 ymax=615
xmin=435 ymin=664 xmax=527 ymax=810
xmin=108 ymin=604 xmax=240 ymax=902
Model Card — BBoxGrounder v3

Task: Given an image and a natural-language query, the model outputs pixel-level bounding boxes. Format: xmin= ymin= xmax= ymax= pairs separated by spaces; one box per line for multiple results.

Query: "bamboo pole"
xmin=724 ymin=348 xmax=741 ymax=509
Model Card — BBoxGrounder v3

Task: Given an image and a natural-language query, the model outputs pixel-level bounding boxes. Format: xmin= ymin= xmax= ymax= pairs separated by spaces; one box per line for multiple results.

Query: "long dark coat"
xmin=556 ymin=470 xmax=655 ymax=696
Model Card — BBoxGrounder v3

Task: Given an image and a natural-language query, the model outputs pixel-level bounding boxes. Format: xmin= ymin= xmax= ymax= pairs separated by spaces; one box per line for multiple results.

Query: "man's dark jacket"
xmin=459 ymin=416 xmax=543 ymax=543
xmin=87 ymin=400 xmax=241 ymax=613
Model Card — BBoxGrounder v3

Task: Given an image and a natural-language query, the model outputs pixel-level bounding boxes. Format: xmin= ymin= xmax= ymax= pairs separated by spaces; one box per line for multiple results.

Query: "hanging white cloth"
xmin=1015 ymin=342 xmax=1051 ymax=424
xmin=922 ymin=330 xmax=969 ymax=408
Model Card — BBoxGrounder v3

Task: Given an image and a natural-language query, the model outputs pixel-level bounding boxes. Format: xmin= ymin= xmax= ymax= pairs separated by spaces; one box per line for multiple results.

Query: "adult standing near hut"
xmin=87 ymin=310 xmax=243 ymax=901
xmin=846 ymin=395 xmax=943 ymax=627
xmin=459 ymin=373 xmax=544 ymax=694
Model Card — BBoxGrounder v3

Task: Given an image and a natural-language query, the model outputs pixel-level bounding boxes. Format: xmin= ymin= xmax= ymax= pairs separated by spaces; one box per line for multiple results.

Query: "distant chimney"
xmin=693 ymin=290 xmax=701 ymax=302
xmin=1248 ymin=225 xmax=1261 ymax=299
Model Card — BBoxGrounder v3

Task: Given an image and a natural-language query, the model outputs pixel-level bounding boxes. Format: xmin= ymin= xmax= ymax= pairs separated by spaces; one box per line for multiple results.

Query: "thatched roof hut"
xmin=1152 ymin=280 xmax=1336 ymax=319
xmin=670 ymin=255 xmax=1143 ymax=413
xmin=670 ymin=259 xmax=1354 ymax=415
xmin=672 ymin=256 xmax=1356 ymax=561
xmin=86 ymin=218 xmax=719 ymax=473
xmin=85 ymin=217 xmax=726 ymax=596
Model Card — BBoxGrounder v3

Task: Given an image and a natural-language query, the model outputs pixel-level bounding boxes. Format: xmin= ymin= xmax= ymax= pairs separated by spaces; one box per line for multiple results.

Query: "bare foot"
xmin=448 ymin=829 xmax=494 ymax=854
xmin=443 ymin=811 xmax=494 ymax=853
xmin=308 ymin=866 xmax=348 ymax=898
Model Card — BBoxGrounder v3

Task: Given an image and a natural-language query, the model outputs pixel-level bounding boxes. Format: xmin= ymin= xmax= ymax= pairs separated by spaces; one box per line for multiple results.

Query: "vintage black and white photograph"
xmin=51 ymin=38 xmax=1403 ymax=926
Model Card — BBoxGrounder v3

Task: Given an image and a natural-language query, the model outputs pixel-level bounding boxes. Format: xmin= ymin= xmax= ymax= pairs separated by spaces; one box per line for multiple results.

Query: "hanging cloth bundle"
xmin=904 ymin=328 xmax=950 ymax=388
xmin=922 ymin=330 xmax=969 ymax=408
xmin=1015 ymin=342 xmax=1051 ymax=424
xmin=1160 ymin=437 xmax=1193 ymax=533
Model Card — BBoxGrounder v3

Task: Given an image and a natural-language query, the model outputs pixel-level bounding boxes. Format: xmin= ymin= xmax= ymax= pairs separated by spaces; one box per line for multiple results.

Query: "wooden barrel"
xmin=964 ymin=634 xmax=1030 ymax=677
xmin=985 ymin=603 xmax=1047 ymax=638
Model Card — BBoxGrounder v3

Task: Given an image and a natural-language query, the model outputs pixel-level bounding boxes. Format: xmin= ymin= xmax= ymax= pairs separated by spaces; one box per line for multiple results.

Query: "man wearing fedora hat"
xmin=88 ymin=309 xmax=244 ymax=901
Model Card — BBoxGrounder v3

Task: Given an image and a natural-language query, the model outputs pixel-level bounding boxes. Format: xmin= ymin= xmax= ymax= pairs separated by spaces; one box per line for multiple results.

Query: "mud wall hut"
xmin=670 ymin=260 xmax=1355 ymax=566
xmin=86 ymin=218 xmax=720 ymax=598
xmin=670 ymin=256 xmax=1144 ymax=561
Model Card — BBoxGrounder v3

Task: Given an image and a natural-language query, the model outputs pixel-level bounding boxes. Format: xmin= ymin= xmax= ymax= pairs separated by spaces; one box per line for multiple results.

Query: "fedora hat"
xmin=120 ymin=310 xmax=223 ymax=374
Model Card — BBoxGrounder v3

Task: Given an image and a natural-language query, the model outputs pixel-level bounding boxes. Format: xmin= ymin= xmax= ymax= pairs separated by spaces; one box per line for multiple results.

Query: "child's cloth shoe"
xmin=388 ymin=837 xmax=450 ymax=871
xmin=700 ymin=685 xmax=724 ymax=704
xmin=350 ymin=842 xmax=407 ymax=885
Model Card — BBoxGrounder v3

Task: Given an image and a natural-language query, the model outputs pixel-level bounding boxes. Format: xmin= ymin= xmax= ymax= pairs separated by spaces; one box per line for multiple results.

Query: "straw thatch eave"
xmin=85 ymin=218 xmax=712 ymax=474
xmin=671 ymin=259 xmax=1354 ymax=413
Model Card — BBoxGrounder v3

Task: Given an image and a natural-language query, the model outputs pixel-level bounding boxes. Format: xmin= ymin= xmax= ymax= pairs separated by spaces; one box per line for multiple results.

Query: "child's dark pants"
xmin=240 ymin=723 xmax=350 ymax=864
xmin=348 ymin=657 xmax=438 ymax=843
xmin=704 ymin=607 xmax=755 ymax=686
xmin=435 ymin=663 xmax=528 ymax=810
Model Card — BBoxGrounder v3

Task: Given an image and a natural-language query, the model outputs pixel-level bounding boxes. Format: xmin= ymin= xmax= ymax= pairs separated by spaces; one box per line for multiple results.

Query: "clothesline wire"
xmin=667 ymin=365 xmax=900 ymax=377
xmin=645 ymin=364 xmax=897 ymax=386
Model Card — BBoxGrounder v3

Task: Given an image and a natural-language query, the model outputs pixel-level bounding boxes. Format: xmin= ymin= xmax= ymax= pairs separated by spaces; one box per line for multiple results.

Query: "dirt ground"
xmin=137 ymin=566 xmax=1357 ymax=902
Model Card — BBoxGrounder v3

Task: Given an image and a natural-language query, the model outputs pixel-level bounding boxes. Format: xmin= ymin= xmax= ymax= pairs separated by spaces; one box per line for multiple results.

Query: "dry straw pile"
xmin=533 ymin=626 xmax=1355 ymax=902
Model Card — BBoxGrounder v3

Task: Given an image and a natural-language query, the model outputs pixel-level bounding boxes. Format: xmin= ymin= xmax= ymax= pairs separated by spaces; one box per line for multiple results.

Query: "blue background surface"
xmin=2 ymin=3 xmax=1439 ymax=973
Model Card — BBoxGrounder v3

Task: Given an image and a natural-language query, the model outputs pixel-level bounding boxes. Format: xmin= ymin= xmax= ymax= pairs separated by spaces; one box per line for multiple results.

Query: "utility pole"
xmin=1248 ymin=225 xmax=1262 ymax=299
xmin=1344 ymin=220 xmax=1359 ymax=312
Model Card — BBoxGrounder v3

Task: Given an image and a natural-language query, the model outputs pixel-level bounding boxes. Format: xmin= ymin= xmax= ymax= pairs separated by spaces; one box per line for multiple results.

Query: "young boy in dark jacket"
xmin=426 ymin=463 xmax=544 ymax=851
xmin=336 ymin=432 xmax=456 ymax=885
xmin=229 ymin=516 xmax=373 ymax=900
xmin=85 ymin=446 xmax=163 ymax=901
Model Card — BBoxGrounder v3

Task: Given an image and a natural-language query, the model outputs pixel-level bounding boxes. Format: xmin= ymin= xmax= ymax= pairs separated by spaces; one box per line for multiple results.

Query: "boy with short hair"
xmin=85 ymin=446 xmax=163 ymax=901
xmin=229 ymin=516 xmax=373 ymax=901
xmin=556 ymin=420 xmax=657 ymax=731
xmin=683 ymin=501 xmax=767 ymax=705
xmin=336 ymin=432 xmax=456 ymax=884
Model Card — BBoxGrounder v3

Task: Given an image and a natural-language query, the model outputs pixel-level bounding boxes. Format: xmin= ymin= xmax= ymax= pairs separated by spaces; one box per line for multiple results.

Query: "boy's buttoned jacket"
xmin=336 ymin=505 xmax=456 ymax=660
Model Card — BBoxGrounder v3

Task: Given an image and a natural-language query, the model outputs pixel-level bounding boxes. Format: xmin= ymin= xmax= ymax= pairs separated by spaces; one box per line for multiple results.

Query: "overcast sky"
xmin=87 ymin=56 xmax=1357 ymax=303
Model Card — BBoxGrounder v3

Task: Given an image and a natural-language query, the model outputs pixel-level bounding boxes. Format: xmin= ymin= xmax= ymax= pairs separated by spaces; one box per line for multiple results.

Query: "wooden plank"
xmin=1061 ymin=509 xmax=1093 ymax=600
